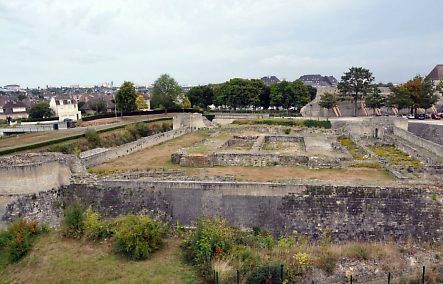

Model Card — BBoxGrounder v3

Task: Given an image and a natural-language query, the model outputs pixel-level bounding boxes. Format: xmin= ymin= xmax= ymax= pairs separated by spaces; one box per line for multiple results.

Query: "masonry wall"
xmin=408 ymin=122 xmax=443 ymax=146
xmin=3 ymin=181 xmax=442 ymax=242
xmin=393 ymin=127 xmax=443 ymax=159
xmin=81 ymin=128 xmax=190 ymax=167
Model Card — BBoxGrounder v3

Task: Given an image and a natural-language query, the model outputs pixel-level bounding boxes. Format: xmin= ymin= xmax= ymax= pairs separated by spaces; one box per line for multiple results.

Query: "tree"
xmin=18 ymin=94 xmax=27 ymax=101
xmin=182 ymin=96 xmax=191 ymax=109
xmin=151 ymin=74 xmax=182 ymax=109
xmin=291 ymin=80 xmax=310 ymax=109
xmin=29 ymin=102 xmax=53 ymax=119
xmin=135 ymin=95 xmax=148 ymax=110
xmin=91 ymin=99 xmax=107 ymax=113
xmin=306 ymin=85 xmax=318 ymax=101
xmin=337 ymin=67 xmax=374 ymax=116
xmin=270 ymin=80 xmax=310 ymax=111
xmin=365 ymin=87 xmax=385 ymax=115
xmin=115 ymin=81 xmax=137 ymax=116
xmin=389 ymin=76 xmax=438 ymax=114
xmin=319 ymin=92 xmax=337 ymax=120
xmin=250 ymin=79 xmax=271 ymax=109
xmin=187 ymin=85 xmax=214 ymax=109
xmin=213 ymin=78 xmax=261 ymax=109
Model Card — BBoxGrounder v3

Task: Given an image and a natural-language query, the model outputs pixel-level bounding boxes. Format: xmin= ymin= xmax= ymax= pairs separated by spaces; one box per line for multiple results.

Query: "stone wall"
xmin=393 ymin=127 xmax=443 ymax=160
xmin=408 ymin=122 xmax=443 ymax=146
xmin=332 ymin=117 xmax=408 ymax=140
xmin=81 ymin=128 xmax=190 ymax=167
xmin=0 ymin=153 xmax=85 ymax=195
xmin=173 ymin=113 xmax=206 ymax=130
xmin=3 ymin=180 xmax=443 ymax=242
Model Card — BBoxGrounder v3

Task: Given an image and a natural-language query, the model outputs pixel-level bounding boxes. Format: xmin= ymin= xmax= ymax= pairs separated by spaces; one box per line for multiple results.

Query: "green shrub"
xmin=303 ymin=119 xmax=331 ymax=129
xmin=83 ymin=207 xmax=111 ymax=241
xmin=1 ymin=219 xmax=46 ymax=263
xmin=232 ymin=119 xmax=331 ymax=129
xmin=284 ymin=128 xmax=291 ymax=135
xmin=186 ymin=218 xmax=235 ymax=276
xmin=247 ymin=264 xmax=283 ymax=284
xmin=134 ymin=122 xmax=151 ymax=137
xmin=85 ymin=130 xmax=101 ymax=147
xmin=113 ymin=214 xmax=168 ymax=260
xmin=62 ymin=203 xmax=84 ymax=239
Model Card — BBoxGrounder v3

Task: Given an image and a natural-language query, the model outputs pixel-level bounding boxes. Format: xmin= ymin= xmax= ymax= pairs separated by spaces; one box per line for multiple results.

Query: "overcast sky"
xmin=1 ymin=0 xmax=442 ymax=88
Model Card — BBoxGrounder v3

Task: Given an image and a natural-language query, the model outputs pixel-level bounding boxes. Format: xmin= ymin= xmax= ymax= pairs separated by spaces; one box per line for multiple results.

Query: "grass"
xmin=232 ymin=118 xmax=331 ymax=129
xmin=338 ymin=138 xmax=367 ymax=160
xmin=369 ymin=145 xmax=421 ymax=168
xmin=349 ymin=161 xmax=383 ymax=169
xmin=0 ymin=231 xmax=201 ymax=284
xmin=90 ymin=131 xmax=209 ymax=172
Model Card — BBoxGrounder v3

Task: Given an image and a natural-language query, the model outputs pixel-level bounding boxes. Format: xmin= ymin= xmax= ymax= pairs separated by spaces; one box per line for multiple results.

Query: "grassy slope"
xmin=0 ymin=232 xmax=201 ymax=284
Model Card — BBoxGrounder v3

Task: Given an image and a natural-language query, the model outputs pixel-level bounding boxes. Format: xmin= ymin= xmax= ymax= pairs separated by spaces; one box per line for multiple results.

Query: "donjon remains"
xmin=1 ymin=114 xmax=443 ymax=244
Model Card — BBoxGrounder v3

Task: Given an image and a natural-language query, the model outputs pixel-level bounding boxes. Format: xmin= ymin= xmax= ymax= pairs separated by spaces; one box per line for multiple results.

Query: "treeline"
xmin=187 ymin=78 xmax=317 ymax=110
xmin=319 ymin=67 xmax=442 ymax=116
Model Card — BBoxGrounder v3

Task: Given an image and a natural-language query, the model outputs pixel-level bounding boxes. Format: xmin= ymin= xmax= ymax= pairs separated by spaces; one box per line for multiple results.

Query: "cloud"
xmin=0 ymin=0 xmax=441 ymax=87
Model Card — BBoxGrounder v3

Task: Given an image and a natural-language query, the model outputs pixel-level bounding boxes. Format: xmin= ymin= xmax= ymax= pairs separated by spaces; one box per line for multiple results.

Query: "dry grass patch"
xmin=90 ymin=131 xmax=209 ymax=172
xmin=0 ymin=232 xmax=201 ymax=284
xmin=194 ymin=166 xmax=393 ymax=183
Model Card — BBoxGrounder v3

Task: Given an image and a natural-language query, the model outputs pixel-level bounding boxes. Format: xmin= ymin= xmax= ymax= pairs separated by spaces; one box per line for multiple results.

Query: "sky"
xmin=0 ymin=0 xmax=442 ymax=88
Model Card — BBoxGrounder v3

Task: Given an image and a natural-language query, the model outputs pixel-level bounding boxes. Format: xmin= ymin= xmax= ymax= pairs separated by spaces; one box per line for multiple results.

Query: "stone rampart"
xmin=81 ymin=128 xmax=190 ymax=167
xmin=393 ymin=127 xmax=443 ymax=160
xmin=2 ymin=180 xmax=443 ymax=242
xmin=408 ymin=122 xmax=443 ymax=146
xmin=0 ymin=153 xmax=85 ymax=195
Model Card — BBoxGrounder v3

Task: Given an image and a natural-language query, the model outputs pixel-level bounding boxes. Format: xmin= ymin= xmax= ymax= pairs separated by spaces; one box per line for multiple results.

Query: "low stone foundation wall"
xmin=2 ymin=180 xmax=442 ymax=242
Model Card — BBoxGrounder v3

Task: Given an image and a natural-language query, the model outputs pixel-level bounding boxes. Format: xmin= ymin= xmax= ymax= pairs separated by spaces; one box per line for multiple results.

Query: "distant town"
xmin=2 ymin=65 xmax=441 ymax=124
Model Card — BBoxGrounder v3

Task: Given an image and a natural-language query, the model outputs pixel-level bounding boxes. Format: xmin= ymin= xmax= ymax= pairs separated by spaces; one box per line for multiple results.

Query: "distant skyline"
xmin=1 ymin=0 xmax=442 ymax=88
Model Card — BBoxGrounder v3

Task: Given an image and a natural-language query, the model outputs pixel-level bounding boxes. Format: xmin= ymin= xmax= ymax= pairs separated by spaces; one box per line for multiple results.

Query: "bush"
xmin=113 ymin=214 xmax=168 ymax=260
xmin=62 ymin=203 xmax=84 ymax=239
xmin=1 ymin=219 xmax=47 ymax=263
xmin=232 ymin=119 xmax=331 ymax=129
xmin=247 ymin=264 xmax=282 ymax=284
xmin=83 ymin=207 xmax=111 ymax=241
xmin=85 ymin=130 xmax=101 ymax=147
xmin=303 ymin=119 xmax=331 ymax=129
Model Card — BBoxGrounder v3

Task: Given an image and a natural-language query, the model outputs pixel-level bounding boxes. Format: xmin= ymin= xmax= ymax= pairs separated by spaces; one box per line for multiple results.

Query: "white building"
xmin=3 ymin=85 xmax=21 ymax=92
xmin=49 ymin=97 xmax=82 ymax=121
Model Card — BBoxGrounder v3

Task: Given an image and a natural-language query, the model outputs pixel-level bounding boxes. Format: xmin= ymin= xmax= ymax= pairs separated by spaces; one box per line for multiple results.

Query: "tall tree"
xmin=270 ymin=80 xmax=293 ymax=110
xmin=29 ymin=102 xmax=53 ymax=118
xmin=337 ymin=67 xmax=374 ymax=116
xmin=115 ymin=81 xmax=137 ymax=116
xmin=390 ymin=76 xmax=438 ymax=114
xmin=291 ymin=80 xmax=310 ymax=109
xmin=151 ymin=74 xmax=182 ymax=109
xmin=306 ymin=85 xmax=318 ymax=101
xmin=250 ymin=79 xmax=271 ymax=109
xmin=319 ymin=92 xmax=337 ymax=120
xmin=187 ymin=85 xmax=214 ymax=109
xmin=213 ymin=78 xmax=261 ymax=109
xmin=270 ymin=80 xmax=310 ymax=110
xmin=365 ymin=87 xmax=385 ymax=114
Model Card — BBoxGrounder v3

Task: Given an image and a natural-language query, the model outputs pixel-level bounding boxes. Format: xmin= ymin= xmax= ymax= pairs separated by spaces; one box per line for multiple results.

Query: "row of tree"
xmin=187 ymin=78 xmax=317 ymax=110
xmin=319 ymin=67 xmax=441 ymax=116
